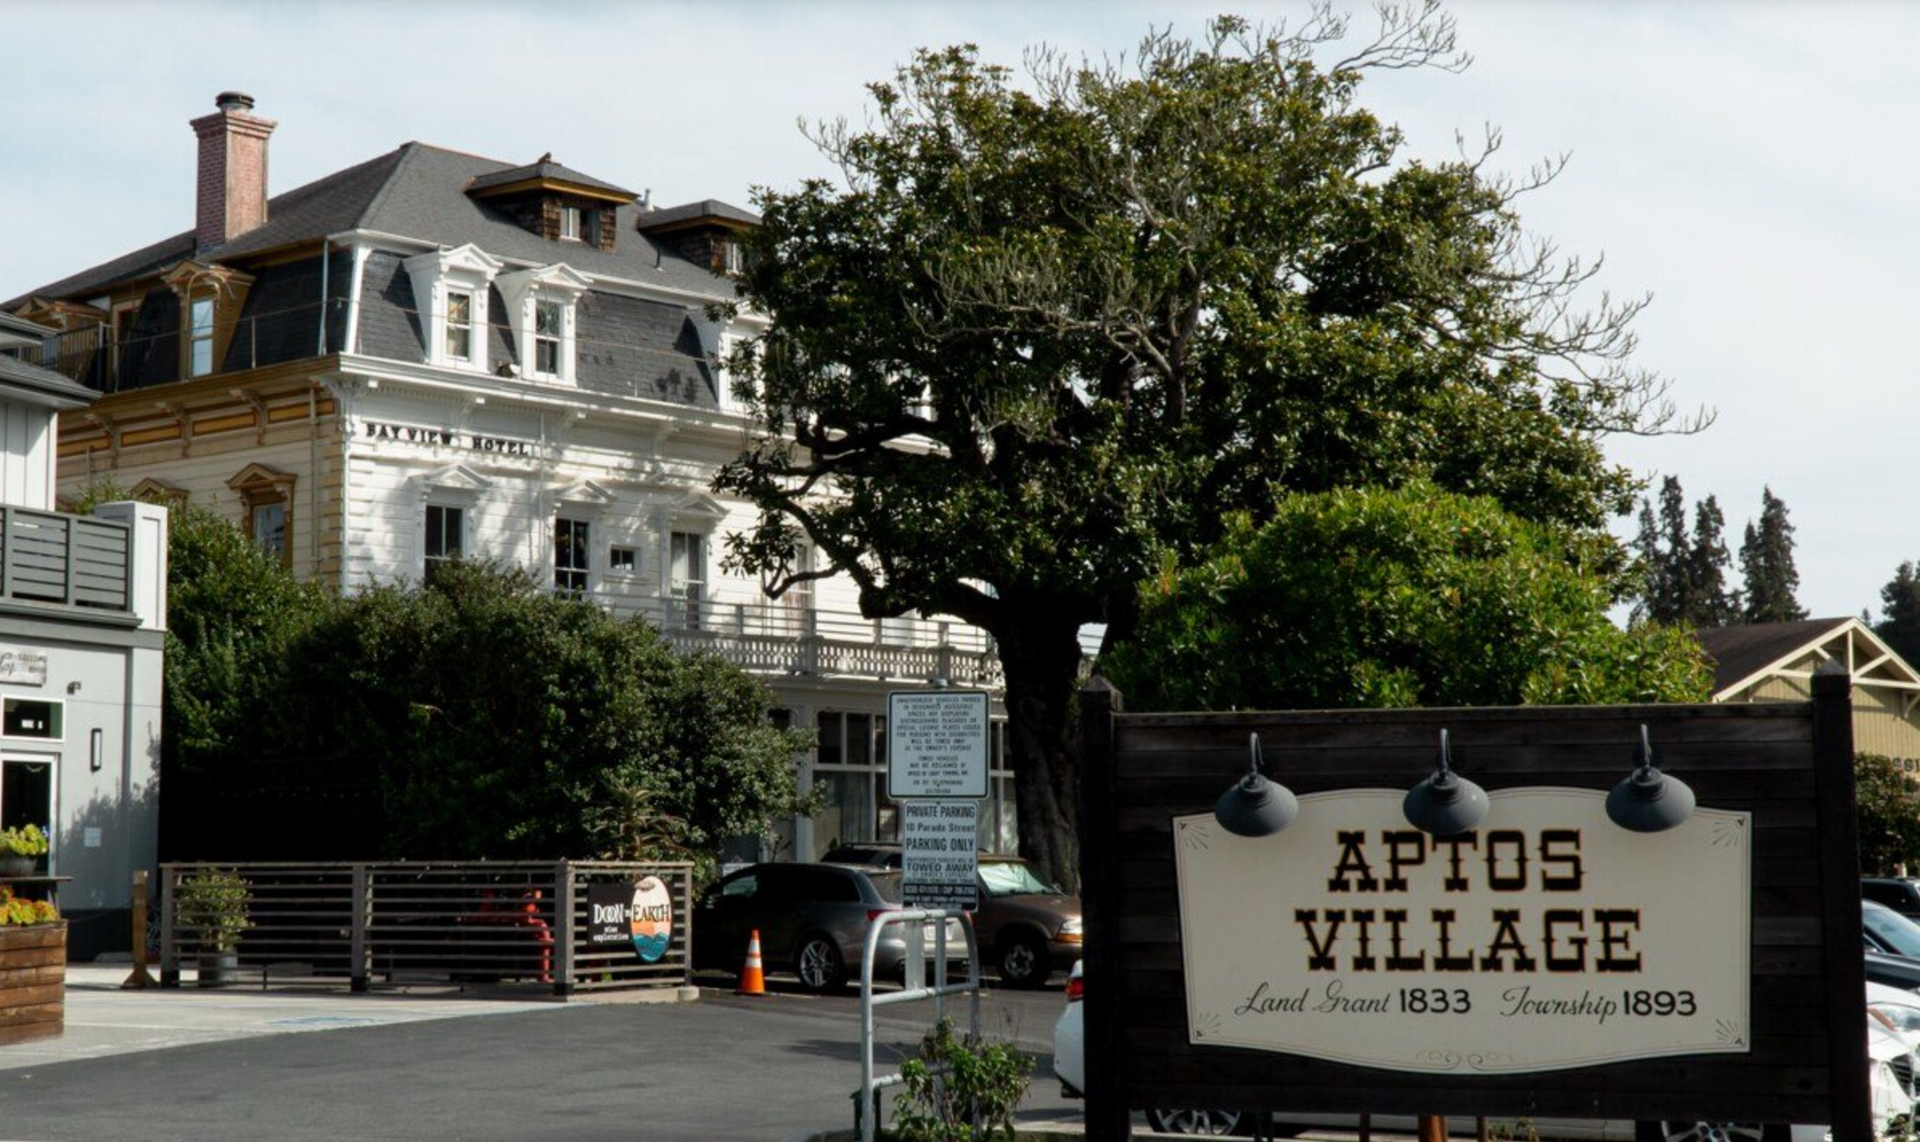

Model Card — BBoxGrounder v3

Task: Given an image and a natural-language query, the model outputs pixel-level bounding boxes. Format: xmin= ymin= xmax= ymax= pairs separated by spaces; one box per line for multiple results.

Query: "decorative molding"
xmin=403 ymin=243 xmax=503 ymax=375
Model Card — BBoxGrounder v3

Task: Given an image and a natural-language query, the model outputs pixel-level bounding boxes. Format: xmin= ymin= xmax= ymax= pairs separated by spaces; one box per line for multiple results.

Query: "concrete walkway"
xmin=1 ymin=964 xmax=570 ymax=1071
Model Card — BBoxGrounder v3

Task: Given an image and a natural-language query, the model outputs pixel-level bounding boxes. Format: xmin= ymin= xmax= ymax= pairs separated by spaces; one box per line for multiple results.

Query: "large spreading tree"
xmin=716 ymin=8 xmax=1698 ymax=885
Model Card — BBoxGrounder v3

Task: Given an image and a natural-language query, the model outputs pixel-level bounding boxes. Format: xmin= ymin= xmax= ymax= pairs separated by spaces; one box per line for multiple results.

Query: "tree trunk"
xmin=995 ymin=616 xmax=1087 ymax=893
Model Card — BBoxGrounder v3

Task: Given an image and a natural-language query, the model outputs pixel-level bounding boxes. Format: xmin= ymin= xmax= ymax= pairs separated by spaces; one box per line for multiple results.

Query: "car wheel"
xmin=1146 ymin=1107 xmax=1246 ymax=1136
xmin=794 ymin=933 xmax=846 ymax=994
xmin=1634 ymin=1122 xmax=1787 ymax=1142
xmin=998 ymin=932 xmax=1049 ymax=988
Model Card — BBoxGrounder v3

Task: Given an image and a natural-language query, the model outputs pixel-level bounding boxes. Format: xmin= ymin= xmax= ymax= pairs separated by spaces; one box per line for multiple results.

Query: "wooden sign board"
xmin=1076 ymin=671 xmax=1866 ymax=1142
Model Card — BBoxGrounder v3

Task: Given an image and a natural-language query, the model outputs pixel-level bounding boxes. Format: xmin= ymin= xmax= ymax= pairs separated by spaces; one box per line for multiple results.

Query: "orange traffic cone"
xmin=737 ymin=929 xmax=768 ymax=996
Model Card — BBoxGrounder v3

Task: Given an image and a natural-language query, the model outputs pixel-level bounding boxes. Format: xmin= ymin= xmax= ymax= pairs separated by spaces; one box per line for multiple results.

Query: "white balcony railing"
xmin=587 ymin=593 xmax=1001 ymax=687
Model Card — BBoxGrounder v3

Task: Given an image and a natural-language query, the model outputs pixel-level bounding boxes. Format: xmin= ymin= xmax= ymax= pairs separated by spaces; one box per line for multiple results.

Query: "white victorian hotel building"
xmin=7 ymin=93 xmax=1013 ymax=862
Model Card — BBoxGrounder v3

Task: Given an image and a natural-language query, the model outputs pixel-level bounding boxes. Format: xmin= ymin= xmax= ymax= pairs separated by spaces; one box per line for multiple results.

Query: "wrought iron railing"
xmin=0 ymin=505 xmax=132 ymax=615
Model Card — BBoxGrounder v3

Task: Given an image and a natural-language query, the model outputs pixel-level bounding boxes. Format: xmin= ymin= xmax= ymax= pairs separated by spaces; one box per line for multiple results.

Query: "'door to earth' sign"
xmin=1173 ymin=788 xmax=1750 ymax=1074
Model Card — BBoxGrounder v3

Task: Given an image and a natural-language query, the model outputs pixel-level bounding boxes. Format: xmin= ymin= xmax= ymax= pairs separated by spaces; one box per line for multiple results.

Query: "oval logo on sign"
xmin=630 ymin=876 xmax=672 ymax=963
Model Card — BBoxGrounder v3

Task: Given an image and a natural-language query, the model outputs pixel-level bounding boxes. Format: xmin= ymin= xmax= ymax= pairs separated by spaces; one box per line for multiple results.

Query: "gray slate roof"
xmin=1695 ymin=618 xmax=1851 ymax=694
xmin=6 ymin=143 xmax=740 ymax=309
xmin=466 ymin=156 xmax=635 ymax=199
xmin=637 ymin=199 xmax=762 ymax=230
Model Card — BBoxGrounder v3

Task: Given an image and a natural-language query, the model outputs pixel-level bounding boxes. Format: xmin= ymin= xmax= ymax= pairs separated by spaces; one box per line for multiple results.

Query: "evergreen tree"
xmin=1877 ymin=562 xmax=1920 ymax=666
xmin=1739 ymin=487 xmax=1805 ymax=623
xmin=1635 ymin=476 xmax=1692 ymax=624
xmin=1683 ymin=495 xmax=1740 ymax=627
xmin=1631 ymin=497 xmax=1664 ymax=624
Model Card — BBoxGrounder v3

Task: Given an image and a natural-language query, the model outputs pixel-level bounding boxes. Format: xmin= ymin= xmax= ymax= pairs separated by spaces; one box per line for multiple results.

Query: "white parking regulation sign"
xmin=887 ymin=689 xmax=989 ymax=799
xmin=901 ymin=800 xmax=980 ymax=911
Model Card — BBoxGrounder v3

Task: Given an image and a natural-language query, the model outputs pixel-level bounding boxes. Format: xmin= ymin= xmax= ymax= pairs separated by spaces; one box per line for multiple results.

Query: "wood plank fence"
xmin=157 ymin=860 xmax=693 ymax=997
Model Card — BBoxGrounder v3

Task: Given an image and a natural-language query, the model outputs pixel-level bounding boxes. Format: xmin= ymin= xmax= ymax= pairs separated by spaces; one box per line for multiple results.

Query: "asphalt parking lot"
xmin=0 ymin=966 xmax=1077 ymax=1142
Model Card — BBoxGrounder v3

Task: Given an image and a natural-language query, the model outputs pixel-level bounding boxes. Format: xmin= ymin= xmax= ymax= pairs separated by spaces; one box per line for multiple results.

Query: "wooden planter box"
xmin=0 ymin=922 xmax=65 ymax=1045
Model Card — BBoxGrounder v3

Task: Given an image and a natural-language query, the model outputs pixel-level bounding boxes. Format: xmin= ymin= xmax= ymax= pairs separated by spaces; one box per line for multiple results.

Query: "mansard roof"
xmin=6 ymin=143 xmax=735 ymax=310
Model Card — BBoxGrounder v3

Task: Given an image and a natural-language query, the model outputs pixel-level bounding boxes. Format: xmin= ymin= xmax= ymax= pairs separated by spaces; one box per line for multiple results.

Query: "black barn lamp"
xmin=1605 ymin=724 xmax=1696 ymax=833
xmin=1213 ymin=733 xmax=1299 ymax=837
xmin=1402 ymin=728 xmax=1490 ymax=836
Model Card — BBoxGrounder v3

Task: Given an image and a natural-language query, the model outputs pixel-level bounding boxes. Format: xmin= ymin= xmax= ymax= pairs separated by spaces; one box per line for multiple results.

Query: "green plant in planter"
xmin=176 ymin=868 xmax=254 ymax=952
xmin=0 ymin=824 xmax=49 ymax=857
xmin=889 ymin=1018 xmax=1031 ymax=1142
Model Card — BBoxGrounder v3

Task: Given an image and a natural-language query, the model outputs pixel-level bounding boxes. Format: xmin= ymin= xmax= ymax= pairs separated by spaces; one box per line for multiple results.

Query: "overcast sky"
xmin=1 ymin=0 xmax=1913 ymax=621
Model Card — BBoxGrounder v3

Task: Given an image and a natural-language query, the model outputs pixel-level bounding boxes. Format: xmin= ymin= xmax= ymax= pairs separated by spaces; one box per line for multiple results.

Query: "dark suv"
xmin=694 ymin=862 xmax=928 ymax=993
xmin=820 ymin=843 xmax=1082 ymax=987
xmin=1864 ymin=877 xmax=1920 ymax=919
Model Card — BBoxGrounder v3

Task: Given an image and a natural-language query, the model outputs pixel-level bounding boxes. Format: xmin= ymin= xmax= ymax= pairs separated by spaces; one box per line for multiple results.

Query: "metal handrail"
xmin=857 ymin=907 xmax=981 ymax=1142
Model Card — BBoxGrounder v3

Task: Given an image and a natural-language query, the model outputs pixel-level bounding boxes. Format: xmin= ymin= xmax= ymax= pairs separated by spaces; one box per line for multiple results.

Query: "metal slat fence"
xmin=158 ymin=861 xmax=693 ymax=997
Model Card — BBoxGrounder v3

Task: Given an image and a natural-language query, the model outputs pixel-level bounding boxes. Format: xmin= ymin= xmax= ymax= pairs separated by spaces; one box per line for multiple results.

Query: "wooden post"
xmin=1418 ymin=1115 xmax=1448 ymax=1142
xmin=1078 ymin=678 xmax=1129 ymax=1142
xmin=121 ymin=869 xmax=154 ymax=990
xmin=1812 ymin=663 xmax=1871 ymax=1142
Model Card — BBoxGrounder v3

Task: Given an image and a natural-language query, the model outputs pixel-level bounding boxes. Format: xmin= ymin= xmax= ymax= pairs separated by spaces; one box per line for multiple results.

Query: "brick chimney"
xmin=190 ymin=92 xmax=276 ymax=252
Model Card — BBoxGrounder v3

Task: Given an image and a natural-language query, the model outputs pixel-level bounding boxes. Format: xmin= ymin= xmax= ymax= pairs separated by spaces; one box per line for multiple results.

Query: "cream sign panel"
xmin=1173 ymin=788 xmax=1751 ymax=1073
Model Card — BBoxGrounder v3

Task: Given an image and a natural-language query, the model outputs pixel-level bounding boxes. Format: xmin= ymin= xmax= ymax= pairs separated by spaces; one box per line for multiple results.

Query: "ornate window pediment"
xmin=227 ymin=462 xmax=295 ymax=567
xmin=415 ymin=462 xmax=492 ymax=500
xmin=403 ymin=244 xmax=503 ymax=373
xmin=496 ymin=263 xmax=590 ymax=382
xmin=553 ymin=478 xmax=617 ymax=513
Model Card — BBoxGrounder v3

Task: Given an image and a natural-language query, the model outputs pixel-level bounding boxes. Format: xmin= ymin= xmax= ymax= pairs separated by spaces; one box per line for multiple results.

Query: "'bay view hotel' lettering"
xmin=5 ymin=93 xmax=1015 ymax=862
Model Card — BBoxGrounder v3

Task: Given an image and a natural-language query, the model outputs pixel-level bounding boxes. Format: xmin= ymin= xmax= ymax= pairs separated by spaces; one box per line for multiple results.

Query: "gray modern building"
xmin=0 ymin=311 xmax=167 ymax=959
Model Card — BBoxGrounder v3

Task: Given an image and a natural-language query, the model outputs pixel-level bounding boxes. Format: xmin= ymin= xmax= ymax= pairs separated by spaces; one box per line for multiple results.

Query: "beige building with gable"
xmin=1698 ymin=617 xmax=1920 ymax=769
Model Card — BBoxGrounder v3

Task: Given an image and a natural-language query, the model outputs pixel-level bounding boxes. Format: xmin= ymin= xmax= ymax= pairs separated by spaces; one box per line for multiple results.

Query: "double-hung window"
xmin=188 ymin=296 xmax=215 ymax=377
xmin=445 ymin=291 xmax=474 ymax=361
xmin=250 ymin=501 xmax=287 ymax=561
xmin=670 ymin=532 xmax=705 ymax=629
xmin=534 ymin=300 xmax=562 ymax=376
xmin=424 ymin=505 xmax=464 ymax=584
xmin=559 ymin=205 xmax=583 ymax=242
xmin=555 ymin=517 xmax=590 ymax=594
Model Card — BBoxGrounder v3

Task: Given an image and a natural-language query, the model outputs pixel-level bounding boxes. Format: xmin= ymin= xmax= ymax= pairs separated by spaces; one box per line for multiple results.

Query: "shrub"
xmin=890 ymin=1018 xmax=1031 ymax=1142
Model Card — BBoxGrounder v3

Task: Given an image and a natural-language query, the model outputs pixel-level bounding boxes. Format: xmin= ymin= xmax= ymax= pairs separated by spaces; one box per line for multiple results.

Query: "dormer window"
xmin=404 ymin=244 xmax=502 ymax=373
xmin=465 ymin=156 xmax=635 ymax=253
xmin=497 ymin=263 xmax=590 ymax=383
xmin=160 ymin=259 xmax=253 ymax=382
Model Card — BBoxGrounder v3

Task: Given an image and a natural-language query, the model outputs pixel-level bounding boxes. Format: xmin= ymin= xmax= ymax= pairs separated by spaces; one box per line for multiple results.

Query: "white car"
xmin=1053 ymin=961 xmax=1920 ymax=1140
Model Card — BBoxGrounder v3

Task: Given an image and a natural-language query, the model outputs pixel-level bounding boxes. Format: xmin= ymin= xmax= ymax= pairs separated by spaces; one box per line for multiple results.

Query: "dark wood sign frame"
xmin=1077 ymin=669 xmax=1867 ymax=1142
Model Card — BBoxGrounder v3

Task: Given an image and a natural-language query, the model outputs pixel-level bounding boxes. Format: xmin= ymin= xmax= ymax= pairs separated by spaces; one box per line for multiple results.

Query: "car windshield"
xmin=868 ymin=872 xmax=903 ymax=903
xmin=1865 ymin=901 xmax=1920 ymax=957
xmin=980 ymin=860 xmax=1055 ymax=897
